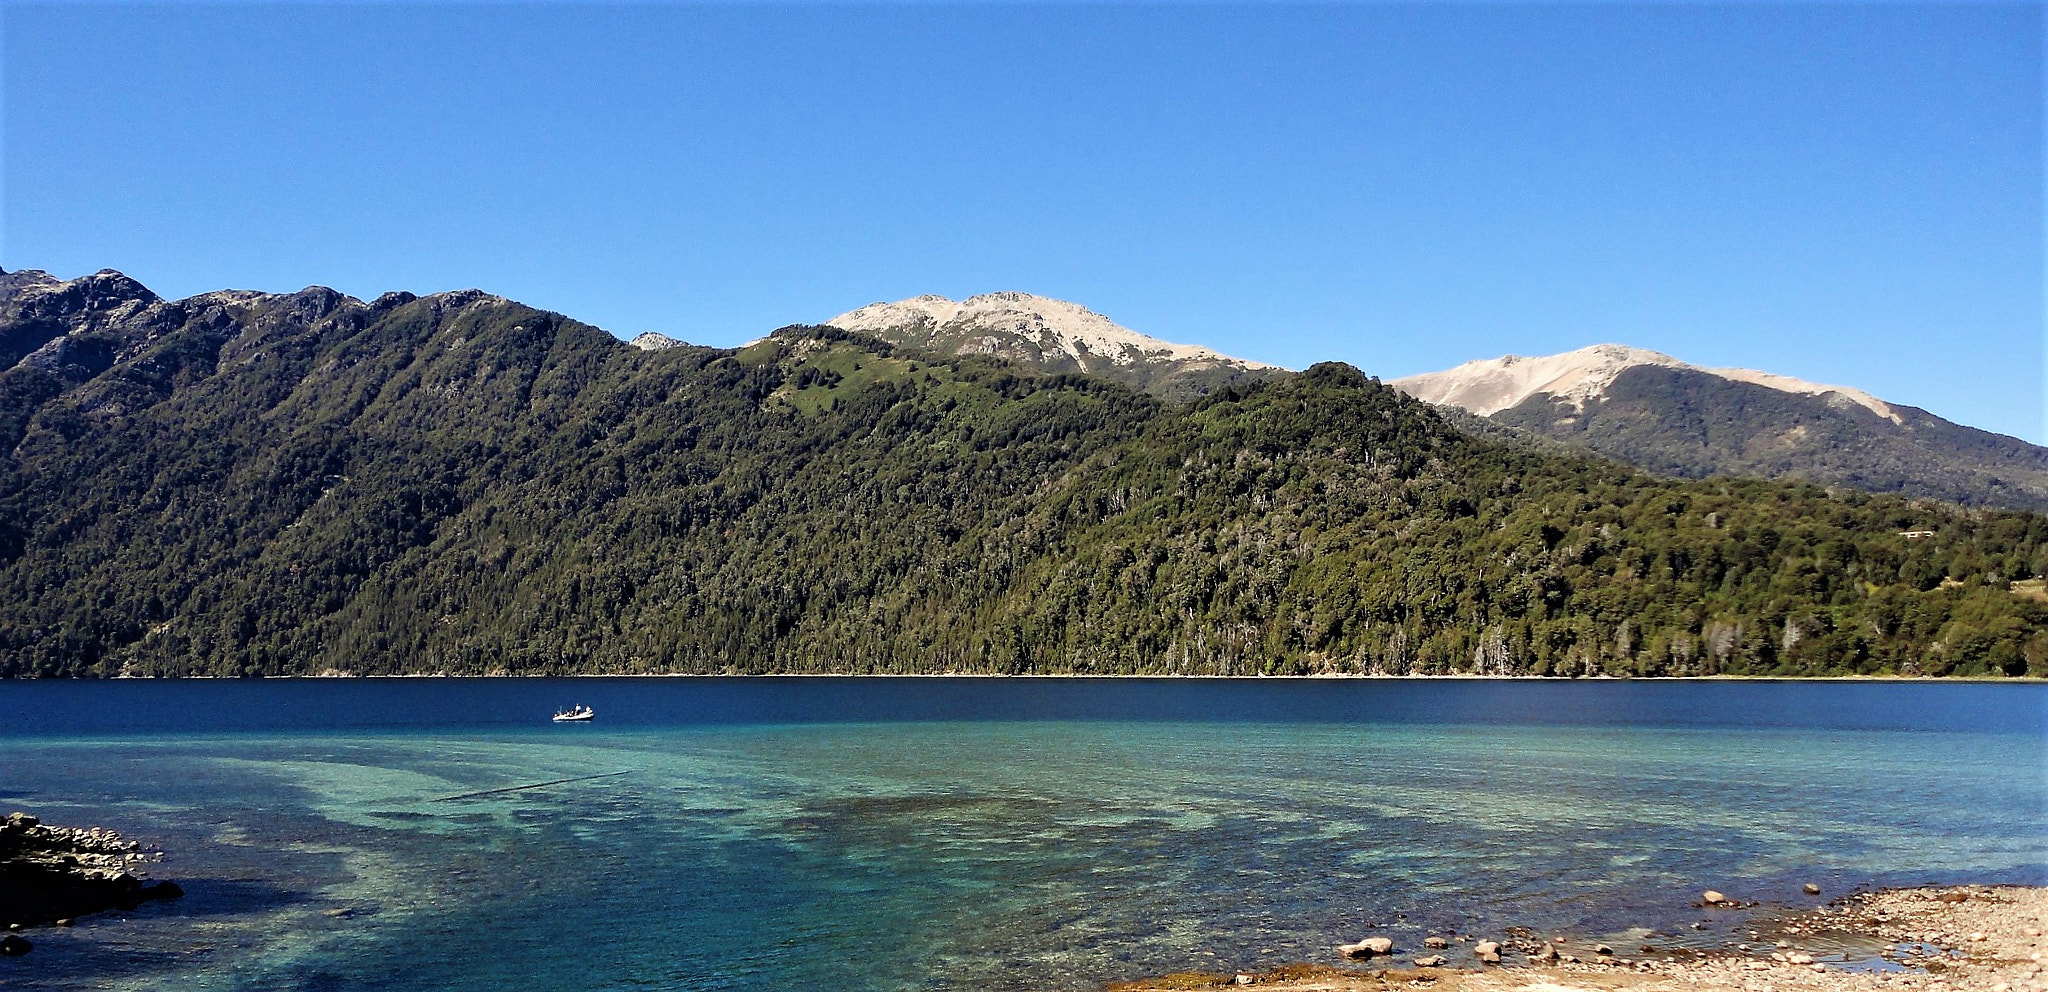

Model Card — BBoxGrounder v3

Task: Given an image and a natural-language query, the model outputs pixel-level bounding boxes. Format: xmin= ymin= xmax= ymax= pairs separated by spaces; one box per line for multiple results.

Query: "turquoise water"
xmin=0 ymin=678 xmax=2043 ymax=991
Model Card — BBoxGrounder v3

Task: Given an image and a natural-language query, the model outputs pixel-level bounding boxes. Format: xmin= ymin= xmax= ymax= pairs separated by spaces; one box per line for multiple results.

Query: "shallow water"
xmin=1 ymin=678 xmax=2043 ymax=991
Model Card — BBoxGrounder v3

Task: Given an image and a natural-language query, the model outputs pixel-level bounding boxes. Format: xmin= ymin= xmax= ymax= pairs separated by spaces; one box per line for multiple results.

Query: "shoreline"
xmin=67 ymin=673 xmax=2047 ymax=683
xmin=1103 ymin=884 xmax=2048 ymax=992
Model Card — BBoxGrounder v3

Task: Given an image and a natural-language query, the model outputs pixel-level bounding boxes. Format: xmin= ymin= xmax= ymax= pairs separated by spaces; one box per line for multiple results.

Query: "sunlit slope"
xmin=1 ymin=269 xmax=2042 ymax=677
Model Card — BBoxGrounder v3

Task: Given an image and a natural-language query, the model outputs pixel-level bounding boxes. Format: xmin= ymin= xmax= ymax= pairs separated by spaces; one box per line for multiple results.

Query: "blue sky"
xmin=4 ymin=2 xmax=2041 ymax=441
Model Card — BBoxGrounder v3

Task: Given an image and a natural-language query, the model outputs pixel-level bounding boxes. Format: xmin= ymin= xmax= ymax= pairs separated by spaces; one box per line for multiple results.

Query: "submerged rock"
xmin=1338 ymin=936 xmax=1393 ymax=959
xmin=0 ymin=935 xmax=29 ymax=955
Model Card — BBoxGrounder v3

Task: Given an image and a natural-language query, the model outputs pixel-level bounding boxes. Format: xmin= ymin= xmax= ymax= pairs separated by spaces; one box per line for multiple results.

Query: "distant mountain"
xmin=628 ymin=332 xmax=684 ymax=351
xmin=1393 ymin=345 xmax=2048 ymax=512
xmin=1 ymin=268 xmax=2041 ymax=679
xmin=824 ymin=292 xmax=1288 ymax=404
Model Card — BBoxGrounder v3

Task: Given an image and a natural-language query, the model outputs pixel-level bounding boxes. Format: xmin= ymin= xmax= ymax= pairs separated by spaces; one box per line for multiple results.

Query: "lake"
xmin=1 ymin=677 xmax=2043 ymax=991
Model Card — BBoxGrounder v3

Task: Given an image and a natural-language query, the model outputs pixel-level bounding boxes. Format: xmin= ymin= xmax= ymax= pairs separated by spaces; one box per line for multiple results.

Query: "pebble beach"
xmin=1108 ymin=886 xmax=2048 ymax=992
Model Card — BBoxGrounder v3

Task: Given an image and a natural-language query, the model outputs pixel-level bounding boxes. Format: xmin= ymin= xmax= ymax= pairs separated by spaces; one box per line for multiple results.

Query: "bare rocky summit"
xmin=825 ymin=292 xmax=1287 ymax=404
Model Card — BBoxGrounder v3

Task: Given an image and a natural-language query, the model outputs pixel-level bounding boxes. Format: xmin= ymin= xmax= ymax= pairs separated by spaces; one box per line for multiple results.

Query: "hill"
xmin=1 ymin=269 xmax=2043 ymax=678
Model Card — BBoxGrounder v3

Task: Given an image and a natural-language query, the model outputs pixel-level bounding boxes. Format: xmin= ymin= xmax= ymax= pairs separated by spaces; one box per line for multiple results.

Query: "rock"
xmin=1233 ymin=975 xmax=1253 ymax=986
xmin=1338 ymin=936 xmax=1393 ymax=959
xmin=1595 ymin=943 xmax=1613 ymax=955
xmin=1534 ymin=943 xmax=1560 ymax=962
xmin=1423 ymin=936 xmax=1448 ymax=949
xmin=54 ymin=918 xmax=72 ymax=927
xmin=1474 ymin=940 xmax=1502 ymax=965
xmin=1803 ymin=883 xmax=1823 ymax=895
xmin=1788 ymin=953 xmax=1815 ymax=965
xmin=0 ymin=935 xmax=28 ymax=955
xmin=1413 ymin=955 xmax=1447 ymax=967
xmin=143 ymin=881 xmax=184 ymax=900
xmin=1938 ymin=892 xmax=1970 ymax=904
xmin=1703 ymin=890 xmax=1728 ymax=905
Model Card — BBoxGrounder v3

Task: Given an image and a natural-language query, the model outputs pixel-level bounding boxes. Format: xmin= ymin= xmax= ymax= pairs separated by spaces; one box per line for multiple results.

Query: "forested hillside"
xmin=2 ymin=269 xmax=2043 ymax=678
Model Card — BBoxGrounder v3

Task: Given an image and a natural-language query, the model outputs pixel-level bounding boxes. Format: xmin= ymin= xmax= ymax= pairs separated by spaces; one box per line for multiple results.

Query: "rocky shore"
xmin=0 ymin=811 xmax=182 ymax=954
xmin=1106 ymin=885 xmax=2048 ymax=992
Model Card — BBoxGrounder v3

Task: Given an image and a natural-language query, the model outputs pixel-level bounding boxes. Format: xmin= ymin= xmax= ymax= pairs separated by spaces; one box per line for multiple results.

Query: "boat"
xmin=551 ymin=704 xmax=595 ymax=723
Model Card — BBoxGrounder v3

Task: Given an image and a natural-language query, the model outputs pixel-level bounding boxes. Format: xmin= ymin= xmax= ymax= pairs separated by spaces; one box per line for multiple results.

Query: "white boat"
xmin=551 ymin=705 xmax=595 ymax=723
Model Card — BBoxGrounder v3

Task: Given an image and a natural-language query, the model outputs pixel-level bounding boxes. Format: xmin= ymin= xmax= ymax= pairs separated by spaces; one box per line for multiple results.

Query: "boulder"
xmin=0 ymin=935 xmax=28 ymax=955
xmin=1702 ymin=890 xmax=1728 ymax=906
xmin=1533 ymin=943 xmax=1560 ymax=962
xmin=1803 ymin=883 xmax=1823 ymax=895
xmin=1474 ymin=940 xmax=1502 ymax=964
xmin=1423 ymin=936 xmax=1449 ymax=949
xmin=1413 ymin=955 xmax=1447 ymax=968
xmin=143 ymin=881 xmax=183 ymax=900
xmin=1594 ymin=944 xmax=1613 ymax=955
xmin=1339 ymin=936 xmax=1393 ymax=959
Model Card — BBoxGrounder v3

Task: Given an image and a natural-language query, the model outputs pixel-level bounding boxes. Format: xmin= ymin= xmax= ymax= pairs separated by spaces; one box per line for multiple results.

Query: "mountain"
xmin=1 ymin=268 xmax=2043 ymax=679
xmin=823 ymin=292 xmax=1288 ymax=404
xmin=1393 ymin=345 xmax=2048 ymax=512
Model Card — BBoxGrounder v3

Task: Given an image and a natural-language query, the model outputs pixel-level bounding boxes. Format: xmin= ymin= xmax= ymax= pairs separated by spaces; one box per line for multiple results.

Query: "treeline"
xmin=0 ymin=273 xmax=2041 ymax=678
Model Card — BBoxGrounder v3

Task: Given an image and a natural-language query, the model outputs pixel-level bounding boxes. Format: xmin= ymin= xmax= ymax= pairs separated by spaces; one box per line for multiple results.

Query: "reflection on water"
xmin=0 ymin=682 xmax=2042 ymax=992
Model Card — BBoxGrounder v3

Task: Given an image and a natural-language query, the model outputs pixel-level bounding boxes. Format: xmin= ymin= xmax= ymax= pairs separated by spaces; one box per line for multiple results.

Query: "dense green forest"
xmin=1 ymin=270 xmax=2043 ymax=677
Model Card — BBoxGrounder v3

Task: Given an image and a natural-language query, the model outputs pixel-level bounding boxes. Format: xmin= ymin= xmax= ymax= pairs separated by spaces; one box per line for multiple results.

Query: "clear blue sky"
xmin=4 ymin=2 xmax=2041 ymax=441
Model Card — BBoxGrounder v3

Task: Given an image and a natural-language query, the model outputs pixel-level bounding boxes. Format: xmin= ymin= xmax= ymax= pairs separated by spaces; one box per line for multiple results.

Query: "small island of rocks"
xmin=0 ymin=811 xmax=183 ymax=955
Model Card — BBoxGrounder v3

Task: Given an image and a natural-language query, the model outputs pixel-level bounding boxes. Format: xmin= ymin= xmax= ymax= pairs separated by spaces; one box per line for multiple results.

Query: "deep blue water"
xmin=1 ymin=678 xmax=2043 ymax=992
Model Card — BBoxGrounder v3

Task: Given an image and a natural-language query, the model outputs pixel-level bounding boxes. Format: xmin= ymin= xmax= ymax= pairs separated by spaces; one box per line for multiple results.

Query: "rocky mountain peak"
xmin=822 ymin=292 xmax=1287 ymax=403
xmin=1393 ymin=343 xmax=1899 ymax=424
xmin=630 ymin=332 xmax=683 ymax=351
xmin=834 ymin=292 xmax=1276 ymax=367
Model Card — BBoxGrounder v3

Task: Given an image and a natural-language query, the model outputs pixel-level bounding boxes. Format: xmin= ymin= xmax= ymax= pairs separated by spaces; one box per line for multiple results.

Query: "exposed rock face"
xmin=1392 ymin=344 xmax=2048 ymax=511
xmin=0 ymin=811 xmax=181 ymax=926
xmin=824 ymin=292 xmax=1288 ymax=404
xmin=1393 ymin=344 xmax=1899 ymax=422
xmin=629 ymin=332 xmax=683 ymax=351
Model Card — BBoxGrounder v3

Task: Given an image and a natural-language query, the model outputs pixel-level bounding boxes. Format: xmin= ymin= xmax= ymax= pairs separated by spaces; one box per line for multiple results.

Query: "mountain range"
xmin=2 ymin=269 xmax=2042 ymax=679
xmin=775 ymin=293 xmax=2048 ymax=512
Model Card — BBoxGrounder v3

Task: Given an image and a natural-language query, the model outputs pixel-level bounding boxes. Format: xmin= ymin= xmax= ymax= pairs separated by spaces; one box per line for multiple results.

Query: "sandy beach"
xmin=1107 ymin=886 xmax=2047 ymax=992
